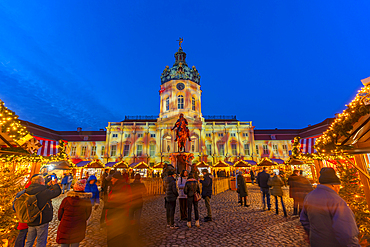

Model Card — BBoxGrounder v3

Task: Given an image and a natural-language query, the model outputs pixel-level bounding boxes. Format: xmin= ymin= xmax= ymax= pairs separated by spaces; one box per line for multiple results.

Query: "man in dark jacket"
xmin=200 ymin=169 xmax=213 ymax=221
xmin=300 ymin=167 xmax=360 ymax=247
xmin=288 ymin=170 xmax=300 ymax=216
xmin=25 ymin=175 xmax=61 ymax=247
xmin=256 ymin=167 xmax=271 ymax=210
xmin=164 ymin=170 xmax=179 ymax=228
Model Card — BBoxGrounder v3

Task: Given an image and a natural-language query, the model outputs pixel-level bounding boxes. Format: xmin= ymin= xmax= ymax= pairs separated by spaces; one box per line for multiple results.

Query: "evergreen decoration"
xmin=0 ymin=100 xmax=29 ymax=140
xmin=336 ymin=161 xmax=370 ymax=243
xmin=0 ymin=164 xmax=27 ymax=244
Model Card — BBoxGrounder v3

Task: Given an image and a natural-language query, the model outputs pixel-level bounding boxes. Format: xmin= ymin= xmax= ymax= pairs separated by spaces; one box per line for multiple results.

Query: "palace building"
xmin=19 ymin=45 xmax=334 ymax=167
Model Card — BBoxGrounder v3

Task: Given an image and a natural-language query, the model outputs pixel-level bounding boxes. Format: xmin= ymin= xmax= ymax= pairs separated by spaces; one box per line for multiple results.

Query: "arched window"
xmin=192 ymin=97 xmax=195 ymax=111
xmin=178 ymin=95 xmax=184 ymax=109
xmin=165 ymin=97 xmax=169 ymax=111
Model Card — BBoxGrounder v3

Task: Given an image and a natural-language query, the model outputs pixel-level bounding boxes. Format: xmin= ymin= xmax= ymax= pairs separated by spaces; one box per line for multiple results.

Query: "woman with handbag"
xmin=177 ymin=170 xmax=188 ymax=221
xmin=184 ymin=173 xmax=201 ymax=228
xmin=237 ymin=171 xmax=249 ymax=207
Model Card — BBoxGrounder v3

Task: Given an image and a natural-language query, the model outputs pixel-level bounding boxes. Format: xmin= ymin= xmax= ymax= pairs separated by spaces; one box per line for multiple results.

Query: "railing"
xmin=124 ymin=116 xmax=158 ymax=121
xmin=204 ymin=115 xmax=237 ymax=120
xmin=137 ymin=177 xmax=230 ymax=196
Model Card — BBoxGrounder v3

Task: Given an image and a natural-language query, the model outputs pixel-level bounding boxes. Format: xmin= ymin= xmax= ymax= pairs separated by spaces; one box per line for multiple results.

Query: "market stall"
xmin=76 ymin=160 xmax=105 ymax=180
xmin=129 ymin=161 xmax=149 ymax=177
xmin=114 ymin=161 xmax=129 ymax=173
xmin=213 ymin=160 xmax=233 ymax=177
xmin=152 ymin=162 xmax=166 ymax=178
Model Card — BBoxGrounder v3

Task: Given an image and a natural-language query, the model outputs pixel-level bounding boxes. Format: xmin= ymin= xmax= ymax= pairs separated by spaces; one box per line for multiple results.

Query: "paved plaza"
xmin=44 ymin=184 xmax=308 ymax=247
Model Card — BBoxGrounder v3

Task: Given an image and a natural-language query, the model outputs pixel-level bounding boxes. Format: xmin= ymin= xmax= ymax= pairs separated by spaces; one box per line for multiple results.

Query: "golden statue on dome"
xmin=177 ymin=37 xmax=183 ymax=49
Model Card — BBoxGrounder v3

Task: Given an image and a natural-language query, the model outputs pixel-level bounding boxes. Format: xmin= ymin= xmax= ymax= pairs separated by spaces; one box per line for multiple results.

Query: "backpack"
xmin=14 ymin=192 xmax=49 ymax=224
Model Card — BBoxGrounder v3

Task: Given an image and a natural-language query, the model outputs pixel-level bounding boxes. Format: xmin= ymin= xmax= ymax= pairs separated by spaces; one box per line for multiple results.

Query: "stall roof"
xmin=234 ymin=160 xmax=251 ymax=167
xmin=270 ymin=159 xmax=284 ymax=164
xmin=129 ymin=162 xmax=148 ymax=169
xmin=244 ymin=160 xmax=257 ymax=165
xmin=257 ymin=157 xmax=282 ymax=166
xmin=105 ymin=162 xmax=117 ymax=167
xmin=76 ymin=161 xmax=91 ymax=167
xmin=47 ymin=161 xmax=71 ymax=170
xmin=195 ymin=161 xmax=209 ymax=167
xmin=214 ymin=161 xmax=231 ymax=167
xmin=115 ymin=161 xmax=128 ymax=168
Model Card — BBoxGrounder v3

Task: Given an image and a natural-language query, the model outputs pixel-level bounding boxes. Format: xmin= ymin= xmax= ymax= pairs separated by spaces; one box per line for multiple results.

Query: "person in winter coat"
xmin=25 ymin=175 xmax=61 ymax=247
xmin=100 ymin=170 xmax=115 ymax=226
xmin=295 ymin=171 xmax=313 ymax=215
xmin=105 ymin=172 xmax=134 ymax=247
xmin=287 ymin=170 xmax=300 ymax=216
xmin=67 ymin=173 xmax=73 ymax=192
xmin=84 ymin=175 xmax=100 ymax=210
xmin=250 ymin=170 xmax=255 ymax=185
xmin=184 ymin=173 xmax=201 ymax=228
xmin=268 ymin=172 xmax=287 ymax=217
xmin=177 ymin=170 xmax=188 ymax=220
xmin=256 ymin=167 xmax=271 ymax=210
xmin=237 ymin=171 xmax=249 ymax=207
xmin=56 ymin=179 xmax=92 ymax=247
xmin=61 ymin=174 xmax=69 ymax=194
xmin=164 ymin=170 xmax=179 ymax=229
xmin=200 ymin=169 xmax=213 ymax=221
xmin=300 ymin=167 xmax=360 ymax=247
xmin=130 ymin=174 xmax=147 ymax=225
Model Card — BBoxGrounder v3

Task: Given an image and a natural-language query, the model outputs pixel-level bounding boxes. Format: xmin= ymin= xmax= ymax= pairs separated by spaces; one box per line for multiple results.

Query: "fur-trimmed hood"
xmin=67 ymin=191 xmax=92 ymax=199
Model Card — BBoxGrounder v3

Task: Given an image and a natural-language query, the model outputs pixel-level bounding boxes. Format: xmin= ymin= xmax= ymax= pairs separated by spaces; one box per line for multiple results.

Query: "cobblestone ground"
xmin=44 ymin=184 xmax=308 ymax=247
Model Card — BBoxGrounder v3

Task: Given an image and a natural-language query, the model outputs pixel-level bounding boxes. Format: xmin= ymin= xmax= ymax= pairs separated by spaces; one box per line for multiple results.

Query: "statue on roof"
xmin=177 ymin=37 xmax=183 ymax=49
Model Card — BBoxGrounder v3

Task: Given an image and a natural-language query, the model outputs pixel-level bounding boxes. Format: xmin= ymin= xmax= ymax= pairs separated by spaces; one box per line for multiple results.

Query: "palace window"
xmin=206 ymin=144 xmax=212 ymax=155
xmin=137 ymin=133 xmax=143 ymax=138
xmin=282 ymin=144 xmax=288 ymax=155
xmin=112 ymin=134 xmax=118 ymax=138
xmin=101 ymin=146 xmax=105 ymax=156
xmin=110 ymin=145 xmax=117 ymax=157
xmin=244 ymin=144 xmax=250 ymax=156
xmin=262 ymin=145 xmax=269 ymax=155
xmin=192 ymin=145 xmax=195 ymax=152
xmin=149 ymin=144 xmax=156 ymax=156
xmin=231 ymin=133 xmax=236 ymax=137
xmin=255 ymin=145 xmax=259 ymax=155
xmin=178 ymin=95 xmax=184 ymax=109
xmin=218 ymin=144 xmax=225 ymax=156
xmin=231 ymin=144 xmax=237 ymax=156
xmin=206 ymin=133 xmax=211 ymax=137
xmin=123 ymin=145 xmax=130 ymax=156
xmin=218 ymin=133 xmax=224 ymax=137
xmin=273 ymin=144 xmax=279 ymax=155
xmin=243 ymin=133 xmax=248 ymax=137
xmin=81 ymin=146 xmax=87 ymax=156
xmin=192 ymin=97 xmax=195 ymax=111
xmin=71 ymin=146 xmax=76 ymax=156
xmin=166 ymin=97 xmax=169 ymax=111
xmin=91 ymin=146 xmax=97 ymax=156
xmin=150 ymin=133 xmax=156 ymax=138
xmin=125 ymin=133 xmax=130 ymax=138
xmin=137 ymin=144 xmax=143 ymax=156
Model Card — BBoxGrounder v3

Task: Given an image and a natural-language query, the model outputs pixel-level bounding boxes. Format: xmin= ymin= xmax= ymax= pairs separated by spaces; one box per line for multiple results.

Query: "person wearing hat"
xmin=200 ymin=168 xmax=213 ymax=221
xmin=300 ymin=167 xmax=360 ymax=247
xmin=164 ymin=170 xmax=179 ymax=229
xmin=56 ymin=179 xmax=92 ymax=247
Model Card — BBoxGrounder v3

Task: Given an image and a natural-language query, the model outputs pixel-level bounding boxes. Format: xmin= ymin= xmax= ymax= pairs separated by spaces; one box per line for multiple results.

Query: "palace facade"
xmin=20 ymin=46 xmax=334 ymax=166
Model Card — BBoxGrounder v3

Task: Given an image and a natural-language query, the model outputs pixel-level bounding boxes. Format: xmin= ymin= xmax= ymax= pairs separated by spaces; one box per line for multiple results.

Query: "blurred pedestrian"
xmin=268 ymin=172 xmax=287 ymax=217
xmin=130 ymin=174 xmax=147 ymax=225
xmin=200 ymin=169 xmax=213 ymax=221
xmin=84 ymin=175 xmax=100 ymax=210
xmin=250 ymin=170 xmax=255 ymax=185
xmin=237 ymin=171 xmax=249 ymax=207
xmin=67 ymin=173 xmax=73 ymax=192
xmin=184 ymin=173 xmax=201 ymax=228
xmin=56 ymin=179 xmax=92 ymax=247
xmin=61 ymin=174 xmax=69 ymax=194
xmin=100 ymin=169 xmax=115 ymax=227
xmin=288 ymin=170 xmax=300 ymax=216
xmin=300 ymin=167 xmax=360 ymax=246
xmin=106 ymin=172 xmax=133 ymax=247
xmin=164 ymin=170 xmax=179 ymax=229
xmin=296 ymin=170 xmax=313 ymax=215
xmin=177 ymin=170 xmax=188 ymax=221
xmin=256 ymin=167 xmax=271 ymax=210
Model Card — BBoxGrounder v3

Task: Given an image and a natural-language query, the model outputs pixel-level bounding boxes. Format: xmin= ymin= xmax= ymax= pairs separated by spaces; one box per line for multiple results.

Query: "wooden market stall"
xmin=194 ymin=161 xmax=210 ymax=176
xmin=213 ymin=160 xmax=233 ymax=178
xmin=129 ymin=161 xmax=149 ymax=177
xmin=152 ymin=162 xmax=166 ymax=178
xmin=76 ymin=160 xmax=105 ymax=180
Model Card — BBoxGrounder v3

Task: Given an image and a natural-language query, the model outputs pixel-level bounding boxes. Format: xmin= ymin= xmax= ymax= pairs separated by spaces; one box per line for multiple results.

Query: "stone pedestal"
xmin=170 ymin=152 xmax=194 ymax=174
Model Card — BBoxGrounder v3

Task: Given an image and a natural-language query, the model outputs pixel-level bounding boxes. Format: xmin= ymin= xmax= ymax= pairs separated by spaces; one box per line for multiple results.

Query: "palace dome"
xmin=160 ymin=47 xmax=200 ymax=85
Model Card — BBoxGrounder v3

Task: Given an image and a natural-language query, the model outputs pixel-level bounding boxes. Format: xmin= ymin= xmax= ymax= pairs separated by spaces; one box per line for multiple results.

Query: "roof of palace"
xmin=160 ymin=47 xmax=200 ymax=85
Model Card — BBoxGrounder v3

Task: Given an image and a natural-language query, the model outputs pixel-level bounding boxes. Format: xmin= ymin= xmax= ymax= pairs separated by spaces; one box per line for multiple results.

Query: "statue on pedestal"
xmin=172 ymin=113 xmax=191 ymax=152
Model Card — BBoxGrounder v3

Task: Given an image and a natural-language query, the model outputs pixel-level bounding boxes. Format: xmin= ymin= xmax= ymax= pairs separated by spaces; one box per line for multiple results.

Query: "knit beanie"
xmin=319 ymin=167 xmax=341 ymax=185
xmin=73 ymin=179 xmax=87 ymax=192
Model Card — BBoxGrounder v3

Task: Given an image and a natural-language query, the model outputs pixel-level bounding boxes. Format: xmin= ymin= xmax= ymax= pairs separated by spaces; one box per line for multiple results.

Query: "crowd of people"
xmin=11 ymin=165 xmax=362 ymax=247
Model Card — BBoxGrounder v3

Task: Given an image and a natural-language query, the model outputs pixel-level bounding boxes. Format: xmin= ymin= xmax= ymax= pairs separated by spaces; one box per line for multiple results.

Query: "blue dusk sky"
xmin=1 ymin=1 xmax=370 ymax=131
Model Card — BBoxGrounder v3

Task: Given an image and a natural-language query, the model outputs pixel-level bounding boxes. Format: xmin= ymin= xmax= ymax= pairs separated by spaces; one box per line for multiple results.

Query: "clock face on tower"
xmin=176 ymin=83 xmax=185 ymax=90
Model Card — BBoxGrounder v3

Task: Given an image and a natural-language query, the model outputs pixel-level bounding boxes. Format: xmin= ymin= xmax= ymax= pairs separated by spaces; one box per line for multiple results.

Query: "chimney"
xmin=77 ymin=127 xmax=82 ymax=132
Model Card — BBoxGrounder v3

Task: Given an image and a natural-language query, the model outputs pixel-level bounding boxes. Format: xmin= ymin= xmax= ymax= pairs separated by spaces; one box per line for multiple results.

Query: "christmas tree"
xmin=336 ymin=162 xmax=370 ymax=242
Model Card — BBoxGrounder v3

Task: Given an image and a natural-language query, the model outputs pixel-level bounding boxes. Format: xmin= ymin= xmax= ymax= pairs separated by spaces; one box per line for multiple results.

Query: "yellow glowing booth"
xmin=194 ymin=161 xmax=211 ymax=176
xmin=129 ymin=161 xmax=149 ymax=177
xmin=76 ymin=160 xmax=105 ymax=180
xmin=213 ymin=160 xmax=233 ymax=178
